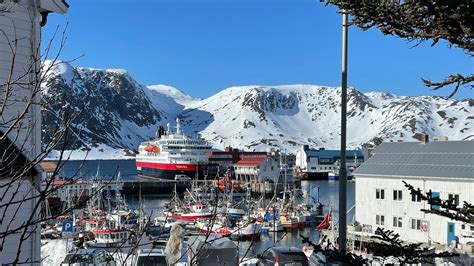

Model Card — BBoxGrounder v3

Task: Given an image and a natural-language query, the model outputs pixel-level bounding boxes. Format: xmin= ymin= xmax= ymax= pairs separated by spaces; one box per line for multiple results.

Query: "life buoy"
xmin=420 ymin=223 xmax=428 ymax=232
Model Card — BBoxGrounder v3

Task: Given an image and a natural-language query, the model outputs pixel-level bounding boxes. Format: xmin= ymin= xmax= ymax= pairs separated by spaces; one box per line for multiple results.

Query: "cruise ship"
xmin=135 ymin=118 xmax=213 ymax=180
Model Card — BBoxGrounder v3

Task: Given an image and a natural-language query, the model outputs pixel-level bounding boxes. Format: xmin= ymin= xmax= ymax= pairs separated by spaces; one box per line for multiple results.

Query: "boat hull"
xmin=136 ymin=161 xmax=208 ymax=180
xmin=85 ymin=240 xmax=125 ymax=248
xmin=169 ymin=213 xmax=213 ymax=222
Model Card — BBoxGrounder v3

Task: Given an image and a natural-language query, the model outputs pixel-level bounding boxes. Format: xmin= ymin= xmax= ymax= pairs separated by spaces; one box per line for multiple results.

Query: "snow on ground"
xmin=41 ymin=239 xmax=69 ymax=265
xmin=46 ymin=144 xmax=135 ymax=161
xmin=41 ymin=240 xmax=137 ymax=265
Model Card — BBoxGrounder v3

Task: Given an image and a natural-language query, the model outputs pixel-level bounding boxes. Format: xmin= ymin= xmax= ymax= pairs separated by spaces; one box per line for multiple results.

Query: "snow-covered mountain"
xmin=40 ymin=62 xmax=473 ymax=158
xmin=179 ymin=85 xmax=473 ymax=151
xmin=41 ymin=62 xmax=168 ymax=156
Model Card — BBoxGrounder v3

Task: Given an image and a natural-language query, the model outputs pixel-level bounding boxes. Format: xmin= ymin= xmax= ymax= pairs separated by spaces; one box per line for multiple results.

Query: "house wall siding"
xmin=355 ymin=175 xmax=474 ymax=244
xmin=0 ymin=1 xmax=41 ymax=264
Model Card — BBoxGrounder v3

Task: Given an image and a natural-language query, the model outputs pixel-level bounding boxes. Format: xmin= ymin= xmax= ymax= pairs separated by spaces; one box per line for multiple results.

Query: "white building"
xmin=354 ymin=140 xmax=474 ymax=245
xmin=295 ymin=145 xmax=365 ymax=179
xmin=0 ymin=0 xmax=68 ymax=264
xmin=234 ymin=155 xmax=279 ymax=182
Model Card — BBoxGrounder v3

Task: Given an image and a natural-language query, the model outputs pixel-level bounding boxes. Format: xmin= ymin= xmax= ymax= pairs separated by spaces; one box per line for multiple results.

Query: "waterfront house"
xmin=233 ymin=155 xmax=279 ymax=182
xmin=354 ymin=140 xmax=474 ymax=246
xmin=294 ymin=145 xmax=365 ymax=180
xmin=0 ymin=0 xmax=68 ymax=264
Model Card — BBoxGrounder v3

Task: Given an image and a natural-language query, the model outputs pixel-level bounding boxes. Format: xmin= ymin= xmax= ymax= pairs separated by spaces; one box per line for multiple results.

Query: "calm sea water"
xmin=57 ymin=159 xmax=355 ymax=254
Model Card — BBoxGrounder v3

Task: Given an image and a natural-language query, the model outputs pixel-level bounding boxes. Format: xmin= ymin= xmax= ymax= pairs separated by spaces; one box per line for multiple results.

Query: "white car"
xmin=174 ymin=174 xmax=191 ymax=180
xmin=136 ymin=248 xmax=168 ymax=266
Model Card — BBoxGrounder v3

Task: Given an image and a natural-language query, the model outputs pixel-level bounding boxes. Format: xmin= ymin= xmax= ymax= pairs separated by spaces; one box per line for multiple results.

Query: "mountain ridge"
xmin=40 ymin=62 xmax=474 ymax=158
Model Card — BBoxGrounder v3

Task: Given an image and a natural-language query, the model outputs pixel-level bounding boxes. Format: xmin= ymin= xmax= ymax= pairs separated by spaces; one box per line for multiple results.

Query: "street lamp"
xmin=338 ymin=10 xmax=349 ymax=254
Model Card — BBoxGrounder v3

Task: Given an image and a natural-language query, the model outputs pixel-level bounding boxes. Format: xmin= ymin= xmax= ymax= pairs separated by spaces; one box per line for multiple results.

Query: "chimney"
xmin=413 ymin=133 xmax=429 ymax=143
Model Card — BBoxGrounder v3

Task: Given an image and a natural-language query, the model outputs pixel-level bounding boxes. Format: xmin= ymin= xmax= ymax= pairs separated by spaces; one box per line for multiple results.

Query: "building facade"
xmin=0 ymin=0 xmax=68 ymax=264
xmin=354 ymin=140 xmax=474 ymax=245
xmin=295 ymin=145 xmax=365 ymax=180
xmin=233 ymin=155 xmax=280 ymax=182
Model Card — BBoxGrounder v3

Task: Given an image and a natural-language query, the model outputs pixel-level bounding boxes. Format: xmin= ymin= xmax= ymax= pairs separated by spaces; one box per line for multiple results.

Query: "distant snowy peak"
xmin=40 ymin=63 xmax=473 ymax=157
xmin=147 ymin=84 xmax=197 ymax=105
xmin=180 ymin=84 xmax=473 ymax=152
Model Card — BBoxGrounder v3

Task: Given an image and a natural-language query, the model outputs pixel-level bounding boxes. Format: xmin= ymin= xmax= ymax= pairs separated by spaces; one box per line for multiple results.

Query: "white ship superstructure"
xmin=136 ymin=118 xmax=212 ymax=180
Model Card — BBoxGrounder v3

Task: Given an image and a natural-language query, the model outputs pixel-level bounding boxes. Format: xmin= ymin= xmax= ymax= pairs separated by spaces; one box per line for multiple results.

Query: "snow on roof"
xmin=234 ymin=156 xmax=268 ymax=167
xmin=355 ymin=141 xmax=474 ymax=179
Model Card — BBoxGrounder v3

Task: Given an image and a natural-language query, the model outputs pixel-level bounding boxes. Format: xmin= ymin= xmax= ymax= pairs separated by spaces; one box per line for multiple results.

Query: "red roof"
xmin=41 ymin=179 xmax=87 ymax=186
xmin=234 ymin=156 xmax=268 ymax=167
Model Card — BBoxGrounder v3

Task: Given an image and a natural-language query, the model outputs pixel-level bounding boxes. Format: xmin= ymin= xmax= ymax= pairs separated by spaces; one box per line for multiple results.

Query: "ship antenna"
xmin=167 ymin=123 xmax=171 ymax=135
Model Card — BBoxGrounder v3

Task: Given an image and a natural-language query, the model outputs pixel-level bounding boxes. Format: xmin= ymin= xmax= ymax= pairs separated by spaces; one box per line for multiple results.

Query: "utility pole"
xmin=338 ymin=10 xmax=349 ymax=254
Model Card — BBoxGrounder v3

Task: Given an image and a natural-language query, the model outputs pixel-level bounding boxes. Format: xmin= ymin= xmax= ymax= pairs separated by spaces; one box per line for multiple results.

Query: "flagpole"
xmin=338 ymin=10 xmax=349 ymax=254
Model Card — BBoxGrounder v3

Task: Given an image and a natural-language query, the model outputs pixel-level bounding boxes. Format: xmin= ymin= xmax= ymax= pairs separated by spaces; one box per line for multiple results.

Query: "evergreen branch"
xmin=403 ymin=181 xmax=474 ymax=224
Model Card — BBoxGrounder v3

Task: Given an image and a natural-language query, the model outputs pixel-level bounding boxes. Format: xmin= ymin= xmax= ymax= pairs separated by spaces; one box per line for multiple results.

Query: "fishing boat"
xmin=280 ymin=214 xmax=299 ymax=230
xmin=226 ymin=208 xmax=246 ymax=218
xmin=85 ymin=227 xmax=131 ymax=248
xmin=265 ymin=221 xmax=285 ymax=232
xmin=231 ymin=222 xmax=262 ymax=240
xmin=197 ymin=221 xmax=232 ymax=236
xmin=168 ymin=202 xmax=213 ymax=221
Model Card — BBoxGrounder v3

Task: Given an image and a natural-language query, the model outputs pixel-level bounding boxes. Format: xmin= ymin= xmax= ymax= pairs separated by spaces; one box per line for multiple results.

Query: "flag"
xmin=274 ymin=211 xmax=280 ymax=220
xmin=316 ymin=207 xmax=332 ymax=231
xmin=264 ymin=211 xmax=271 ymax=222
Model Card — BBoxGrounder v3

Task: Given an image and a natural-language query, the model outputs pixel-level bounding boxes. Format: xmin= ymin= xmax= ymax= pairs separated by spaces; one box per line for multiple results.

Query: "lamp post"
xmin=338 ymin=10 xmax=349 ymax=254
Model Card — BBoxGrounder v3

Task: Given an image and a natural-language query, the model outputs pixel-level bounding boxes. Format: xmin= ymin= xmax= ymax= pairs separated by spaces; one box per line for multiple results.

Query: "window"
xmin=448 ymin=194 xmax=460 ymax=206
xmin=430 ymin=192 xmax=441 ymax=210
xmin=410 ymin=219 xmax=422 ymax=230
xmin=393 ymin=190 xmax=403 ymax=201
xmin=393 ymin=217 xmax=403 ymax=228
xmin=376 ymin=189 xmax=385 ymax=199
xmin=376 ymin=215 xmax=385 ymax=225
xmin=411 ymin=193 xmax=422 ymax=202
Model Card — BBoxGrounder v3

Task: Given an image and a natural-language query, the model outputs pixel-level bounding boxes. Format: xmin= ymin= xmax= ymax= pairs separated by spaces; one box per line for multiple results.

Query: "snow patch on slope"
xmin=147 ymin=84 xmax=197 ymax=105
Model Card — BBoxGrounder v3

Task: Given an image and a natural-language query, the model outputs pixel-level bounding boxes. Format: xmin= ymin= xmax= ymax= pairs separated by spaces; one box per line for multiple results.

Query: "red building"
xmin=207 ymin=147 xmax=268 ymax=176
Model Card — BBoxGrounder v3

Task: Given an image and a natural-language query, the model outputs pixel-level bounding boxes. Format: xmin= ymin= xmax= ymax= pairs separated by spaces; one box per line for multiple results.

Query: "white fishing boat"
xmin=85 ymin=228 xmax=130 ymax=248
xmin=263 ymin=221 xmax=285 ymax=232
xmin=168 ymin=202 xmax=213 ymax=221
xmin=231 ymin=222 xmax=262 ymax=240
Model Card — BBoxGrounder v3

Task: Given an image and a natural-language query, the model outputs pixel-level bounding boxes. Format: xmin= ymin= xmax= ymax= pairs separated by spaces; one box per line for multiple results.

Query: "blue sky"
xmin=42 ymin=0 xmax=472 ymax=99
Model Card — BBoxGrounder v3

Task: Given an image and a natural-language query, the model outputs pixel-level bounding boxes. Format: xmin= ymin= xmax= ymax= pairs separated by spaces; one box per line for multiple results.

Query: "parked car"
xmin=257 ymin=247 xmax=309 ymax=266
xmin=136 ymin=248 xmax=168 ymax=266
xmin=174 ymin=174 xmax=191 ymax=181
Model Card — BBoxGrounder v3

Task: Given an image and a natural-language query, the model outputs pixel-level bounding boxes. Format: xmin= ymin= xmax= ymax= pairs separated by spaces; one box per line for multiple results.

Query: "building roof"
xmin=40 ymin=161 xmax=57 ymax=171
xmin=305 ymin=149 xmax=364 ymax=158
xmin=234 ymin=156 xmax=268 ymax=167
xmin=355 ymin=141 xmax=474 ymax=179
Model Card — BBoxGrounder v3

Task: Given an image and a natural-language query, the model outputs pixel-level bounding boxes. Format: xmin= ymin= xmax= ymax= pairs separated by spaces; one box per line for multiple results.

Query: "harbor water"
xmin=55 ymin=159 xmax=356 ymax=259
